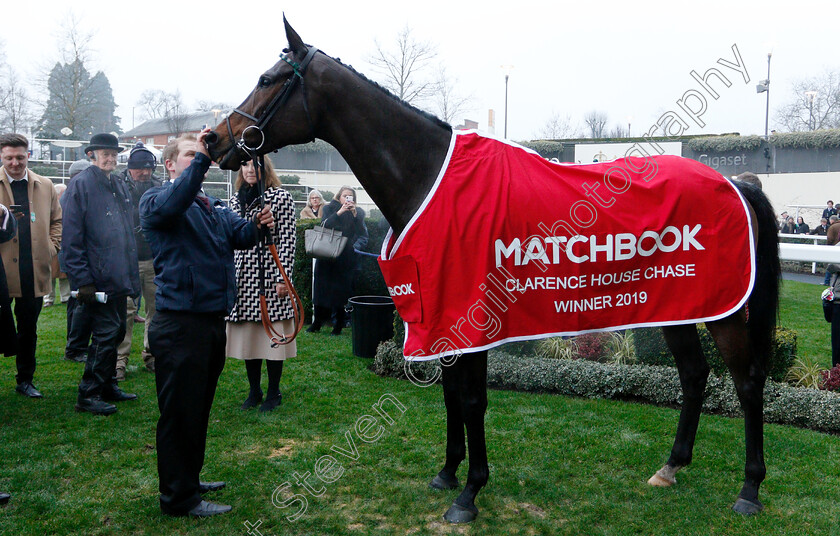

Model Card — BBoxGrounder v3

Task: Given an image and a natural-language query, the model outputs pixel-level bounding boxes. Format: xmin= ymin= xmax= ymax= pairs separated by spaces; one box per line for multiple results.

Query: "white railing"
xmin=778 ymin=234 xmax=838 ymax=274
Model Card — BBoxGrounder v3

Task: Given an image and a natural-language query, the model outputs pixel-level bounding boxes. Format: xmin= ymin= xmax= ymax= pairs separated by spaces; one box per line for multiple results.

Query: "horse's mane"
xmin=325 ymin=51 xmax=453 ymax=133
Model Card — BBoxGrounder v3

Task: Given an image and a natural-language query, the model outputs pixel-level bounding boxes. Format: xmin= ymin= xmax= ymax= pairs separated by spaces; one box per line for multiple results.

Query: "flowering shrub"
xmin=820 ymin=365 xmax=840 ymax=392
xmin=575 ymin=332 xmax=609 ymax=362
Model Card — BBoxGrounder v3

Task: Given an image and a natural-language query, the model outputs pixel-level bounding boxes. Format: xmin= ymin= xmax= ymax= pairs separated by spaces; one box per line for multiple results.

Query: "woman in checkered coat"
xmin=225 ymin=158 xmax=296 ymax=412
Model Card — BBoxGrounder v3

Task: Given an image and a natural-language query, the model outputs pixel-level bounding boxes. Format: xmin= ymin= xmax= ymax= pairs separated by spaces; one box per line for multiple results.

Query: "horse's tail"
xmin=734 ymin=180 xmax=781 ymax=364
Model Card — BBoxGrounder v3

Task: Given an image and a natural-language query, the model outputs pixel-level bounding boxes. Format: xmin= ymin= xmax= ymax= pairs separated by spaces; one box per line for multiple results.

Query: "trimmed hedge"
xmin=372 ymin=342 xmax=840 ymax=434
xmin=633 ymin=326 xmax=797 ymax=382
xmin=292 ymin=217 xmax=389 ymax=323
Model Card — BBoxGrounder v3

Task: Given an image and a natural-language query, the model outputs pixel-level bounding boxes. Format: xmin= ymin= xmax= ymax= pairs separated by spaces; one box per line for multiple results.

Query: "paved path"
xmin=782 ymin=271 xmax=824 ymax=285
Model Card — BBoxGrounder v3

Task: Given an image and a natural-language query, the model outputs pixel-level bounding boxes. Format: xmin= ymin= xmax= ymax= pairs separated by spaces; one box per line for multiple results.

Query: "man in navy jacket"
xmin=62 ymin=133 xmax=140 ymax=416
xmin=140 ymin=129 xmax=273 ymax=518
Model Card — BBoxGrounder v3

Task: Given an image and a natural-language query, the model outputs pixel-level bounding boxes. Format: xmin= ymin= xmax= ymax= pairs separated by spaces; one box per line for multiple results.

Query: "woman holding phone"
xmin=308 ymin=186 xmax=368 ymax=335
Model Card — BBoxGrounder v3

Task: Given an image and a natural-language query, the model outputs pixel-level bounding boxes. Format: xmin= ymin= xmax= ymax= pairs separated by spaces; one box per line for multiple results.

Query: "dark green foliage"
xmin=38 ymin=59 xmax=120 ymax=138
xmin=373 ymin=342 xmax=840 ymax=433
xmin=632 ymin=327 xmax=673 ymax=366
xmin=278 ymin=174 xmax=301 ymax=184
xmin=633 ymin=325 xmax=797 ymax=382
xmin=500 ymin=339 xmax=540 ymax=357
xmin=293 ymin=218 xmax=388 ymax=323
xmin=28 ymin=165 xmax=61 ymax=178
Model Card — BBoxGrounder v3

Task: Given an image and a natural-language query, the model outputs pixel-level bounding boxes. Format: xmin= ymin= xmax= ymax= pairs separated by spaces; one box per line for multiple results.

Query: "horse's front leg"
xmin=430 ymin=358 xmax=465 ymax=490
xmin=443 ymin=350 xmax=488 ymax=524
xmin=649 ymin=325 xmax=709 ymax=487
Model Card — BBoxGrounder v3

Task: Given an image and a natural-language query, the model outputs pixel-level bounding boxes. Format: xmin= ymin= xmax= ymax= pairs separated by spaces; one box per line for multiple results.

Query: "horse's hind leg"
xmin=707 ymin=315 xmax=766 ymax=515
xmin=430 ymin=357 xmax=465 ymax=491
xmin=443 ymin=350 xmax=489 ymax=524
xmin=649 ymin=325 xmax=709 ymax=487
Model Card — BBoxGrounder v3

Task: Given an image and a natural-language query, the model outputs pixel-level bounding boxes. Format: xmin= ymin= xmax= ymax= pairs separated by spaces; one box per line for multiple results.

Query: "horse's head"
xmin=208 ymin=17 xmax=320 ymax=170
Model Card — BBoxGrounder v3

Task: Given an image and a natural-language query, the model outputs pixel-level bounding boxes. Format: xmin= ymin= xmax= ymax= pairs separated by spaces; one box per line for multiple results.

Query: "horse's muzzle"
xmin=205 ymin=131 xmax=220 ymax=149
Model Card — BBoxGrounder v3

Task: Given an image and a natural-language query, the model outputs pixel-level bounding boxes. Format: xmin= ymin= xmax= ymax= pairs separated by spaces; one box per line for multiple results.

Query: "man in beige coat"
xmin=0 ymin=133 xmax=62 ymax=398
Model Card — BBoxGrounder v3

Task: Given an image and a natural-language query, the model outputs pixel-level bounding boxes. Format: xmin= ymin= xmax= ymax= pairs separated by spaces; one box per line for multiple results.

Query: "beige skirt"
xmin=226 ymin=320 xmax=297 ymax=361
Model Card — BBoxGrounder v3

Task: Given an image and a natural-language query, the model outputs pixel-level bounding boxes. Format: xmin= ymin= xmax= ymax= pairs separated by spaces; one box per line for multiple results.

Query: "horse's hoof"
xmin=443 ymin=503 xmax=478 ymax=524
xmin=732 ymin=498 xmax=764 ymax=515
xmin=647 ymin=472 xmax=676 ymax=487
xmin=429 ymin=474 xmax=459 ymax=490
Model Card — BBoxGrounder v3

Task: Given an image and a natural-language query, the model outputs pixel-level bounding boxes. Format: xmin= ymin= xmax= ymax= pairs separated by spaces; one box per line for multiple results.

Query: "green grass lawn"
xmin=1 ymin=279 xmax=839 ymax=536
xmin=778 ymin=279 xmax=832 ymax=367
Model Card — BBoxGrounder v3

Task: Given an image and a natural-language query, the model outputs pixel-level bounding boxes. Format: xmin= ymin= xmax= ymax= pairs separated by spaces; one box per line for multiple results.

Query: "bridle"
xmin=223 ymin=45 xmax=319 ymax=160
xmin=223 ymin=46 xmax=319 ymax=347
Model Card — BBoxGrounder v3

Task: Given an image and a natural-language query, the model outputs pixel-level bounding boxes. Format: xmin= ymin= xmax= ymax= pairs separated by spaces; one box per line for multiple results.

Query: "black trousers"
xmin=13 ymin=296 xmax=42 ymax=384
xmin=65 ymin=296 xmax=92 ymax=359
xmin=312 ymin=305 xmax=346 ymax=330
xmin=150 ymin=310 xmax=226 ymax=515
xmin=77 ymin=296 xmax=126 ymax=398
xmin=832 ymin=303 xmax=840 ymax=367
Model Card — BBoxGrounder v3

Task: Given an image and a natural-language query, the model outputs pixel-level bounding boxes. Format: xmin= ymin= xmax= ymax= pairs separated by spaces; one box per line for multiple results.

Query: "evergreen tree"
xmin=38 ymin=59 xmax=120 ymax=139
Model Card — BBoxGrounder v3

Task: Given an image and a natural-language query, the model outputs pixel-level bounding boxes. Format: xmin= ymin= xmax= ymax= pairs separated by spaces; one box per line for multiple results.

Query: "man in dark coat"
xmin=61 ymin=160 xmax=93 ymax=364
xmin=0 ymin=202 xmax=16 ymax=506
xmin=140 ymin=130 xmax=273 ymax=518
xmin=823 ymin=201 xmax=838 ymax=221
xmin=115 ymin=142 xmax=162 ymax=380
xmin=62 ymin=133 xmax=140 ymax=416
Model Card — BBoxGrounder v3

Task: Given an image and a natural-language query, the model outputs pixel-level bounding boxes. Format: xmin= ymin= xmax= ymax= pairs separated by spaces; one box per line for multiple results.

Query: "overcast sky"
xmin=2 ymin=0 xmax=837 ymax=141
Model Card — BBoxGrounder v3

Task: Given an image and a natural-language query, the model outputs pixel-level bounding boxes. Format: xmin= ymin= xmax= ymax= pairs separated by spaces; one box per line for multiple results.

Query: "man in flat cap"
xmin=62 ymin=133 xmax=140 ymax=415
xmin=115 ymin=142 xmax=162 ymax=381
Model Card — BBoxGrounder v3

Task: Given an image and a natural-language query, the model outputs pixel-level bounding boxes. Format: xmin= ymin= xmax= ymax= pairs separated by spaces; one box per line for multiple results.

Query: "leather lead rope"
xmin=253 ymin=154 xmax=303 ymax=347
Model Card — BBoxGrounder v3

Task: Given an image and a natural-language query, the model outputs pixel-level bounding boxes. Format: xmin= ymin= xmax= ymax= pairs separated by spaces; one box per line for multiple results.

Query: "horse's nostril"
xmin=205 ymin=131 xmax=219 ymax=146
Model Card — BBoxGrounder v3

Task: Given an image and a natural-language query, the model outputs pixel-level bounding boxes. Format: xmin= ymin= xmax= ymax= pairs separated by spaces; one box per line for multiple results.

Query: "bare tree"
xmin=57 ymin=13 xmax=94 ymax=66
xmin=583 ymin=110 xmax=609 ymax=138
xmin=136 ymin=89 xmax=189 ymax=134
xmin=195 ymin=100 xmax=232 ymax=113
xmin=608 ymin=123 xmax=628 ymax=138
xmin=36 ymin=14 xmax=120 ymax=138
xmin=535 ymin=112 xmax=578 ymax=139
xmin=776 ymin=69 xmax=840 ymax=131
xmin=369 ymin=25 xmax=438 ymax=105
xmin=430 ymin=67 xmax=473 ymax=124
xmin=0 ymin=64 xmax=36 ymax=133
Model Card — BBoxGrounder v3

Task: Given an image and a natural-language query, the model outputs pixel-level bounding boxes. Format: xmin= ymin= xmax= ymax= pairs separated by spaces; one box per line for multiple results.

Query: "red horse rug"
xmin=379 ymin=130 xmax=754 ymax=361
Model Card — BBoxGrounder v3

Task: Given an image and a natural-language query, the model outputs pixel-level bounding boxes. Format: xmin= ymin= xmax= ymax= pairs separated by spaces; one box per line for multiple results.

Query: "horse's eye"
xmin=259 ymin=76 xmax=272 ymax=88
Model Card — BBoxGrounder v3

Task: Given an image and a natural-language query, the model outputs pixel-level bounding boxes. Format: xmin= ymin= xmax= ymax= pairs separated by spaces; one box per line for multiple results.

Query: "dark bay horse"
xmin=208 ymin=18 xmax=780 ymax=523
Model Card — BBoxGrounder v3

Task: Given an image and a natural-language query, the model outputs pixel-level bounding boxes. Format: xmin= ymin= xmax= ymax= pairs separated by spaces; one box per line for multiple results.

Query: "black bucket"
xmin=347 ymin=295 xmax=395 ymax=358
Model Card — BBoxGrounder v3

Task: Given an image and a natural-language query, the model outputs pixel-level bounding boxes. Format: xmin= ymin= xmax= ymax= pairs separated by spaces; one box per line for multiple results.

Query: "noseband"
xmin=224 ymin=45 xmax=319 ymax=159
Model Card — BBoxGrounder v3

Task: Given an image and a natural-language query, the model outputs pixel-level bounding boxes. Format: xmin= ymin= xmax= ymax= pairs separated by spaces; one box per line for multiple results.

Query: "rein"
xmin=223 ymin=47 xmax=319 ymax=347
xmin=252 ymin=154 xmax=304 ymax=347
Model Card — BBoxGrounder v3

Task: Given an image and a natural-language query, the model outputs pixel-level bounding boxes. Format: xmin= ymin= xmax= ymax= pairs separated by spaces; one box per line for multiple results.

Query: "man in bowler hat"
xmin=62 ymin=133 xmax=140 ymax=415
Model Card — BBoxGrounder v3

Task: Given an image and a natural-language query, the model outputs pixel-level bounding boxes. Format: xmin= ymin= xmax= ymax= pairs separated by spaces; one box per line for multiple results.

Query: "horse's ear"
xmin=283 ymin=15 xmax=307 ymax=55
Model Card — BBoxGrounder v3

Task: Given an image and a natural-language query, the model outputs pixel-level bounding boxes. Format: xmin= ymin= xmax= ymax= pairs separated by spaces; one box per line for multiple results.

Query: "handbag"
xmin=305 ymin=225 xmax=348 ymax=260
xmin=822 ymin=284 xmax=835 ymax=323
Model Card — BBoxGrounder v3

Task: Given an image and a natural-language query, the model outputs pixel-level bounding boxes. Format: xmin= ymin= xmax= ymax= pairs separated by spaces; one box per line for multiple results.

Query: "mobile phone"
xmin=9 ymin=205 xmax=22 ymax=212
